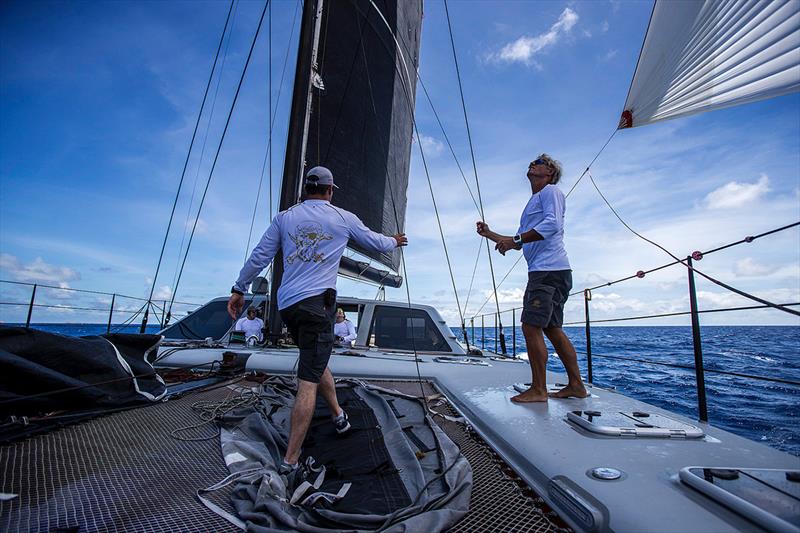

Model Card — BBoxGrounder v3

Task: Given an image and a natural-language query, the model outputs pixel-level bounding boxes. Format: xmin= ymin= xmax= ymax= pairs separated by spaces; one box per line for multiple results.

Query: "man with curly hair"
xmin=476 ymin=154 xmax=587 ymax=402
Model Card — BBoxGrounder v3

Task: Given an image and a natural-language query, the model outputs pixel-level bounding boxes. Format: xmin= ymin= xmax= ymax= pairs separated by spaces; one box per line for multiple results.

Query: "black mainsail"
xmin=269 ymin=0 xmax=423 ymax=337
xmin=305 ymin=0 xmax=422 ymax=273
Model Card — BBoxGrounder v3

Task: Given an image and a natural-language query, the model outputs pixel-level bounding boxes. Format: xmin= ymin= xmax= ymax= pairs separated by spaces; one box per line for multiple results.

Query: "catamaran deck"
xmin=157 ymin=345 xmax=798 ymax=532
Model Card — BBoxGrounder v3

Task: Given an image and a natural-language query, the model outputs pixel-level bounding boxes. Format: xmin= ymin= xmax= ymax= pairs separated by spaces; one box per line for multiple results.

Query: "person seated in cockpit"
xmin=333 ymin=308 xmax=357 ymax=346
xmin=235 ymin=306 xmax=265 ymax=343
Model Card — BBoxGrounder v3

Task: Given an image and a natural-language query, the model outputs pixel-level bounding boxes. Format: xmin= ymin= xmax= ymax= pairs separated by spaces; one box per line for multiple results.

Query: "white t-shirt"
xmin=234 ymin=200 xmax=397 ymax=309
xmin=235 ymin=316 xmax=264 ymax=340
xmin=517 ymin=184 xmax=570 ymax=271
xmin=334 ymin=320 xmax=357 ymax=343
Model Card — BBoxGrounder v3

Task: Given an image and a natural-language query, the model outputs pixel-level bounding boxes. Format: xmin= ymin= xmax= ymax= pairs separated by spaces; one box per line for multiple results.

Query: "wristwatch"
xmin=231 ymin=286 xmax=244 ymax=296
xmin=512 ymin=234 xmax=523 ymax=245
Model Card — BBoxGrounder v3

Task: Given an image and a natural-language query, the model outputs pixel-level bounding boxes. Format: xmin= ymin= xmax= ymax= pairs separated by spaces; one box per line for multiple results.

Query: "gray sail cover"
xmin=619 ymin=0 xmax=800 ymax=129
xmin=305 ymin=0 xmax=423 ymax=272
xmin=201 ymin=378 xmax=471 ymax=531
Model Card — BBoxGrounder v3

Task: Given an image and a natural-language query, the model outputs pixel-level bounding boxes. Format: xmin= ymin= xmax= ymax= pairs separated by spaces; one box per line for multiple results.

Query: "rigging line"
xmin=172 ymin=1 xmax=240 ymax=296
xmin=346 ymin=0 xmax=480 ymax=216
xmin=353 ymin=0 xmax=476 ymax=346
xmin=355 ymin=5 xmax=426 ymax=408
xmin=471 ymin=253 xmax=524 ymax=318
xmin=468 ymin=126 xmax=621 ymax=319
xmin=415 ymin=77 xmax=481 ymax=216
xmin=111 ymin=302 xmax=148 ymax=334
xmin=586 ymin=170 xmax=800 ymax=317
xmin=461 ymin=238 xmax=484 ymax=317
xmin=271 ymin=0 xmax=301 ymax=221
xmin=354 ymin=0 xmax=470 ymax=348
xmin=146 ymin=0 xmax=235 ymax=308
xmin=568 ymin=221 xmax=800 ymax=296
xmin=170 ymin=0 xmax=271 ymax=311
xmin=243 ymin=0 xmax=276 ymax=262
xmin=564 ymin=127 xmax=619 ymax=198
xmin=443 ymin=0 xmax=506 ymax=354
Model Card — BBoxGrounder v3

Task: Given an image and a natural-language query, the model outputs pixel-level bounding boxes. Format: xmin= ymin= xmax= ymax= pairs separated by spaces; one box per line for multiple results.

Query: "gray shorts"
xmin=520 ymin=270 xmax=572 ymax=328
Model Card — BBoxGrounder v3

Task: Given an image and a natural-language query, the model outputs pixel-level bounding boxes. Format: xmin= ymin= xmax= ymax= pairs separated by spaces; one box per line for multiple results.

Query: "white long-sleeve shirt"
xmin=234 ymin=199 xmax=397 ymax=309
xmin=517 ymin=184 xmax=570 ymax=271
xmin=334 ymin=320 xmax=357 ymax=343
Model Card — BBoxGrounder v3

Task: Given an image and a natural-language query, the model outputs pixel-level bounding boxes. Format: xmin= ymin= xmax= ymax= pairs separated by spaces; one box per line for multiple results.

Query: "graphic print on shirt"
xmin=287 ymin=222 xmax=333 ymax=264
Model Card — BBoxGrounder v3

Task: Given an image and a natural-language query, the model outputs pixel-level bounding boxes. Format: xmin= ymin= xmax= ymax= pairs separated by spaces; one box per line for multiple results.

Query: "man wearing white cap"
xmin=228 ymin=166 xmax=408 ymax=475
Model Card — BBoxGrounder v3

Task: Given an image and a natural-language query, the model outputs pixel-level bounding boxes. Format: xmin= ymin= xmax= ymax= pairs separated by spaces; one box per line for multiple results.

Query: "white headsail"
xmin=619 ymin=0 xmax=800 ymax=129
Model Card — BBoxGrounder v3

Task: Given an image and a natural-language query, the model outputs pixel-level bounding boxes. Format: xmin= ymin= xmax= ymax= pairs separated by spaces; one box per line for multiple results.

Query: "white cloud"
xmin=416 ymin=134 xmax=444 ymax=156
xmin=154 ymin=285 xmax=173 ymax=300
xmin=600 ymin=49 xmax=618 ymax=62
xmin=489 ymin=8 xmax=579 ymax=66
xmin=189 ymin=217 xmax=209 ymax=235
xmin=733 ymin=257 xmax=776 ymax=277
xmin=601 ymin=20 xmax=610 ymax=33
xmin=704 ymin=174 xmax=770 ymax=209
xmin=0 ymin=254 xmax=81 ymax=284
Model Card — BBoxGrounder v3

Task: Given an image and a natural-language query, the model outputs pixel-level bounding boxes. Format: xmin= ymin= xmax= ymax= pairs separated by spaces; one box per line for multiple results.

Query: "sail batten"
xmin=619 ymin=0 xmax=800 ymax=129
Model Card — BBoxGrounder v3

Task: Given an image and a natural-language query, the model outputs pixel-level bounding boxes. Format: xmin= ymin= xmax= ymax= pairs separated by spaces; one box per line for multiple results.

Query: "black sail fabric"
xmin=205 ymin=377 xmax=472 ymax=531
xmin=0 ymin=326 xmax=166 ymax=416
xmin=306 ymin=0 xmax=423 ymax=272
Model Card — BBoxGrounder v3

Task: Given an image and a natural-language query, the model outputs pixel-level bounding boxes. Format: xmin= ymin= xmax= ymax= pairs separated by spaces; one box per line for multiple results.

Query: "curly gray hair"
xmin=535 ymin=153 xmax=563 ymax=184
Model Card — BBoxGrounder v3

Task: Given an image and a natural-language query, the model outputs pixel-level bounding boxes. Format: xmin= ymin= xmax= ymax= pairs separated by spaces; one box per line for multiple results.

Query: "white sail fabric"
xmin=619 ymin=0 xmax=800 ymax=129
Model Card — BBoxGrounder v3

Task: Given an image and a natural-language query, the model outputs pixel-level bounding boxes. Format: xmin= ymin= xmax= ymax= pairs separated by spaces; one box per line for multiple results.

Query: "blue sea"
xmin=9 ymin=323 xmax=800 ymax=457
xmin=460 ymin=325 xmax=799 ymax=457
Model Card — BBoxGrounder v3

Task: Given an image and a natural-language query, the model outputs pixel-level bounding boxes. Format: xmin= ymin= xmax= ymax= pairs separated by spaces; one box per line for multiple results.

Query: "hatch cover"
xmin=680 ymin=467 xmax=800 ymax=533
xmin=567 ymin=410 xmax=704 ymax=439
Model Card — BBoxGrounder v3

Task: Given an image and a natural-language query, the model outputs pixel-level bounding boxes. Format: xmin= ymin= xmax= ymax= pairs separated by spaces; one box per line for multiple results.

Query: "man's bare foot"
xmin=549 ymin=385 xmax=589 ymax=399
xmin=511 ymin=389 xmax=549 ymax=403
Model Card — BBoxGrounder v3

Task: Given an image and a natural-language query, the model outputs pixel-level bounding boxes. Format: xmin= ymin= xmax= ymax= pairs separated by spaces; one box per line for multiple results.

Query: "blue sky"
xmin=1 ymin=0 xmax=798 ymax=327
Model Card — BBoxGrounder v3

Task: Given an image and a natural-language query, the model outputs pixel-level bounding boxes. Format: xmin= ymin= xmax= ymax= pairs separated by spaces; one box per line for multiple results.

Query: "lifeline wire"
xmin=170 ymin=0 xmax=271 ymax=310
xmin=146 ymin=0 xmax=235 ymax=314
xmin=586 ymin=171 xmax=800 ymax=317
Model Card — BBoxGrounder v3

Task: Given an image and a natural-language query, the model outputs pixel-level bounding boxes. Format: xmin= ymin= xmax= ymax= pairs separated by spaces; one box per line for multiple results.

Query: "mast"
xmin=267 ymin=0 xmax=324 ymax=343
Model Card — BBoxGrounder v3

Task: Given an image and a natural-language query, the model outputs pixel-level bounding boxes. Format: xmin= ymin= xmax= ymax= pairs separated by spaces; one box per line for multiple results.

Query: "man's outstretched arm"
xmin=228 ymin=218 xmax=281 ymax=319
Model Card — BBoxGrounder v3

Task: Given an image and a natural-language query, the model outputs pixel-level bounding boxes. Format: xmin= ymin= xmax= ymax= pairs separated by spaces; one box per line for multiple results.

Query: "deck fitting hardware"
xmin=589 ymin=467 xmax=623 ymax=481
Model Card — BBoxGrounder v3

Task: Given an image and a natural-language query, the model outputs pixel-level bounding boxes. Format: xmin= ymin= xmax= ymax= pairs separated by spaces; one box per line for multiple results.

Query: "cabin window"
xmin=368 ymin=306 xmax=449 ymax=352
xmin=162 ymin=299 xmax=251 ymax=340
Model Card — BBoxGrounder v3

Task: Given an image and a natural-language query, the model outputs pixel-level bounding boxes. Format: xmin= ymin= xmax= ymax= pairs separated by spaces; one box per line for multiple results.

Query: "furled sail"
xmin=305 ymin=0 xmax=423 ymax=272
xmin=619 ymin=0 xmax=800 ymax=129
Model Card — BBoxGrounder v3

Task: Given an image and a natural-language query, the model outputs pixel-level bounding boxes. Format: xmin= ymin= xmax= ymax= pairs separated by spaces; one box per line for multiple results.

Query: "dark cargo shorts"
xmin=279 ymin=289 xmax=337 ymax=383
xmin=520 ymin=270 xmax=572 ymax=328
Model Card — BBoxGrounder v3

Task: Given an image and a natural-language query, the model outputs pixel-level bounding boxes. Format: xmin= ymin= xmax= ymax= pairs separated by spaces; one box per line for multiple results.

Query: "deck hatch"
xmin=679 ymin=467 xmax=800 ymax=533
xmin=567 ymin=410 xmax=705 ymax=438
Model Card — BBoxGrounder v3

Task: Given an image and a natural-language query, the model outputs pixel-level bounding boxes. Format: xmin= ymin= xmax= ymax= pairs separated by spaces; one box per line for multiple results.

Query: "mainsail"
xmin=305 ymin=0 xmax=423 ymax=272
xmin=619 ymin=0 xmax=800 ymax=129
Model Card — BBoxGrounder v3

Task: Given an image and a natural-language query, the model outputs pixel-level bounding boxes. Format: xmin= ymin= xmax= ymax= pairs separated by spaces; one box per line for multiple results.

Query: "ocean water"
xmin=461 ymin=325 xmax=800 ymax=457
xmin=8 ymin=323 xmax=800 ymax=457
